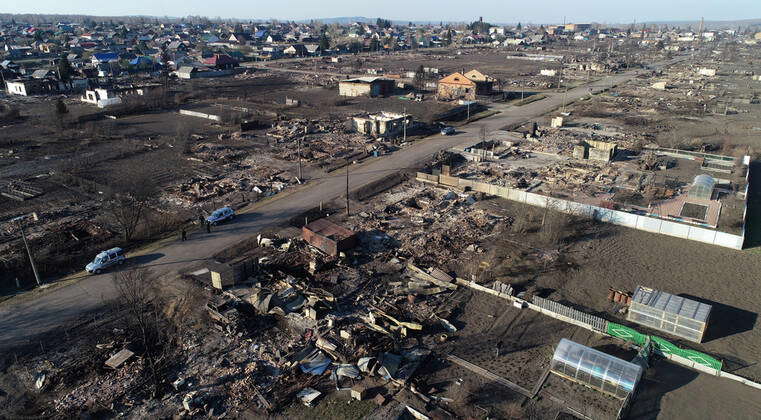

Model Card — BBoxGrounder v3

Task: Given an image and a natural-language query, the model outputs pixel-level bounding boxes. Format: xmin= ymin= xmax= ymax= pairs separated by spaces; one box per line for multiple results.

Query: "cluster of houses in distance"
xmin=2 ymin=16 xmax=760 ymax=100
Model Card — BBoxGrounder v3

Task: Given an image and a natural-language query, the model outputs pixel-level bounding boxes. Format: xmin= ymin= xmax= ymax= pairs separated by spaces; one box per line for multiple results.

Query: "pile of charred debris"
xmin=1 ymin=184 xmax=517 ymax=419
xmin=163 ymin=154 xmax=293 ymax=208
xmin=265 ymin=117 xmax=395 ymax=170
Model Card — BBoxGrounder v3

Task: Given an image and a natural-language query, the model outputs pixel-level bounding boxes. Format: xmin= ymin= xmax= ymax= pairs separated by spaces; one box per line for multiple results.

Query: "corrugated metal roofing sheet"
xmin=632 ymin=286 xmax=711 ymax=322
xmin=341 ymin=77 xmax=392 ymax=83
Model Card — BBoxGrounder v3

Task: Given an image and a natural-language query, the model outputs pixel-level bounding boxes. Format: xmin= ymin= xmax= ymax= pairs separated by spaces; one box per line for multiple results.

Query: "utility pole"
xmin=562 ymin=87 xmax=568 ymax=113
xmin=298 ymin=126 xmax=304 ymax=181
xmin=467 ymin=101 xmax=470 ymax=120
xmin=345 ymin=163 xmax=350 ymax=216
xmin=18 ymin=221 xmax=41 ymax=287
xmin=402 ymin=106 xmax=407 ymax=144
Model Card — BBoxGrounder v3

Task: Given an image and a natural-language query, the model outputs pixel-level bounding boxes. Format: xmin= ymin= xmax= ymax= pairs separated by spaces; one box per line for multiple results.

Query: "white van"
xmin=85 ymin=247 xmax=125 ymax=274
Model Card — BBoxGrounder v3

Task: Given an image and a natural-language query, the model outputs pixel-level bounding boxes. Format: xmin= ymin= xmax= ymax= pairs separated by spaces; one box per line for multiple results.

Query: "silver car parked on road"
xmin=85 ymin=247 xmax=125 ymax=274
xmin=206 ymin=206 xmax=236 ymax=225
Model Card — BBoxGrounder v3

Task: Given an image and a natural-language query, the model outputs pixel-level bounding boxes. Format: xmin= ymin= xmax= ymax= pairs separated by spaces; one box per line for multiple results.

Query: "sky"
xmin=3 ymin=0 xmax=761 ymax=24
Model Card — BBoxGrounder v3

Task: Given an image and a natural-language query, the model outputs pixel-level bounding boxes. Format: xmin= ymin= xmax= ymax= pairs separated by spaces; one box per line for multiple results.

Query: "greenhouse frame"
xmin=687 ymin=174 xmax=716 ymax=200
xmin=550 ymin=339 xmax=643 ymax=400
xmin=627 ymin=286 xmax=711 ymax=343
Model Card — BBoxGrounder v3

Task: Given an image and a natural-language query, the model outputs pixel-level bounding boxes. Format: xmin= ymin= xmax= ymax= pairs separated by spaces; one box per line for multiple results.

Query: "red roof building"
xmin=202 ymin=54 xmax=238 ymax=69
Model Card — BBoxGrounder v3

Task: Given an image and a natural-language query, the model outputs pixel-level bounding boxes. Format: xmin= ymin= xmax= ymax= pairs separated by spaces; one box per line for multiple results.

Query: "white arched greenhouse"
xmin=550 ymin=338 xmax=643 ymax=399
xmin=687 ymin=174 xmax=716 ymax=201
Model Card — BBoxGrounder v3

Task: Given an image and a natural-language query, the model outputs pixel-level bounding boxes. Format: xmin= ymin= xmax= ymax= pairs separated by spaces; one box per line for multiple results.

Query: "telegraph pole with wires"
xmin=298 ymin=126 xmax=305 ymax=181
xmin=402 ymin=106 xmax=407 ymax=144
xmin=562 ymin=86 xmax=568 ymax=114
xmin=21 ymin=224 xmax=41 ymax=287
xmin=12 ymin=215 xmax=41 ymax=287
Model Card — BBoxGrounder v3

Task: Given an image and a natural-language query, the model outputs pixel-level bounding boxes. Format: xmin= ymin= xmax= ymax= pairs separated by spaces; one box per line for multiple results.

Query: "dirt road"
xmin=0 ymin=60 xmax=681 ymax=350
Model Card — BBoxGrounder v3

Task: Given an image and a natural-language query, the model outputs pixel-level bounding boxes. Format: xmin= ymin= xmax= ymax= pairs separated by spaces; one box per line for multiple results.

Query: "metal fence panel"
xmin=533 ymin=297 xmax=608 ymax=332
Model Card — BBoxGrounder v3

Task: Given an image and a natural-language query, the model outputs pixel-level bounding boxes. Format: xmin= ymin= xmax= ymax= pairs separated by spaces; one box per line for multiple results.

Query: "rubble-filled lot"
xmin=4 ymin=41 xmax=761 ymax=420
xmin=0 ymin=181 xmax=598 ymax=419
xmin=443 ymin=51 xmax=759 ymax=237
xmin=1 ymin=57 xmax=471 ymax=291
xmin=0 ymin=73 xmax=430 ymax=290
xmin=3 ymin=170 xmax=761 ymax=419
xmin=0 ymin=42 xmax=661 ymax=291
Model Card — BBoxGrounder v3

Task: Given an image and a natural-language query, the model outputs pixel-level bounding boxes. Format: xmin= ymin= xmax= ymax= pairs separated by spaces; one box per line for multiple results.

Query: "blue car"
xmin=206 ymin=206 xmax=235 ymax=225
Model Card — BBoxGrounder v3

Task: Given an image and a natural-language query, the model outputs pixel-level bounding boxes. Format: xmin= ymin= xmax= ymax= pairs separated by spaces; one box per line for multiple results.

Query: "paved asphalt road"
xmin=0 ymin=59 xmax=681 ymax=350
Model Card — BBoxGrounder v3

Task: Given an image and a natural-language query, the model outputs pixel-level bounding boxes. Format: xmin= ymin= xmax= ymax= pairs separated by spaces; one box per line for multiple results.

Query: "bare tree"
xmin=174 ymin=124 xmax=193 ymax=155
xmin=540 ymin=197 xmax=570 ymax=245
xmin=104 ymin=165 xmax=158 ymax=241
xmin=113 ymin=269 xmax=176 ymax=398
xmin=412 ymin=65 xmax=426 ymax=90
xmin=50 ymin=99 xmax=69 ymax=131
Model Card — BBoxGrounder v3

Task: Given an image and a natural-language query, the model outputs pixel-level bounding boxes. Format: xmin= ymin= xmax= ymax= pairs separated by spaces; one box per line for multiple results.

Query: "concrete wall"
xmin=417 ymin=174 xmax=745 ymax=250
xmin=6 ymin=81 xmax=28 ymax=96
xmin=351 ymin=172 xmax=405 ymax=201
xmin=339 ymin=82 xmax=371 ymax=97
xmin=178 ymin=69 xmax=235 ymax=79
xmin=179 ymin=109 xmax=222 ymax=122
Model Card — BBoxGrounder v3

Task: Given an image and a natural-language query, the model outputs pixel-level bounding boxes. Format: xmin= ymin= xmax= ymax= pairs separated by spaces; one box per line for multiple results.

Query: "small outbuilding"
xmin=352 ymin=112 xmax=412 ymax=138
xmin=572 ymin=140 xmax=618 ymax=162
xmin=338 ymin=77 xmax=395 ymax=97
xmin=302 ymin=218 xmax=357 ymax=256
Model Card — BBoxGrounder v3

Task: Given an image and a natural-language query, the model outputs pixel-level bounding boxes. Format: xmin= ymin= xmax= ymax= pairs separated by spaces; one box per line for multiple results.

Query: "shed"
xmin=176 ymin=66 xmax=196 ymax=79
xmin=338 ymin=77 xmax=395 ymax=97
xmin=302 ymin=218 xmax=357 ymax=256
xmin=627 ymin=286 xmax=711 ymax=343
xmin=550 ymin=338 xmax=642 ymax=399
